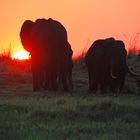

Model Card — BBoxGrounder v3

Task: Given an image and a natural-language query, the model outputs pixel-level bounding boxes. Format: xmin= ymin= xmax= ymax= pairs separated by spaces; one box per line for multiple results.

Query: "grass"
xmin=0 ymin=95 xmax=140 ymax=140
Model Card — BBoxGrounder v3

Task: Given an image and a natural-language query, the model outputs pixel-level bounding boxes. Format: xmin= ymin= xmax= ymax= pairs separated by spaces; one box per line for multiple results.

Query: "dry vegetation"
xmin=0 ymin=55 xmax=32 ymax=95
xmin=0 ymin=51 xmax=139 ymax=96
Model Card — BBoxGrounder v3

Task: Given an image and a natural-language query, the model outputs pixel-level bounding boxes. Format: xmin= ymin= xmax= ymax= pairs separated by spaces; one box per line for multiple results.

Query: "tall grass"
xmin=0 ymin=51 xmax=31 ymax=86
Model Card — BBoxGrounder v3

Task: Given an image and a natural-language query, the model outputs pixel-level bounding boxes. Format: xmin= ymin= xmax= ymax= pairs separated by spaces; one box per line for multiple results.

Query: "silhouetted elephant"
xmin=85 ymin=37 xmax=129 ymax=93
xmin=20 ymin=18 xmax=73 ymax=91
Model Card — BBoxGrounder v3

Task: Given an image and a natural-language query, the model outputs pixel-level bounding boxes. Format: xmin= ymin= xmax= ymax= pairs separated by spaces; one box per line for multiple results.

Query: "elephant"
xmin=85 ymin=37 xmax=129 ymax=93
xmin=20 ymin=18 xmax=73 ymax=92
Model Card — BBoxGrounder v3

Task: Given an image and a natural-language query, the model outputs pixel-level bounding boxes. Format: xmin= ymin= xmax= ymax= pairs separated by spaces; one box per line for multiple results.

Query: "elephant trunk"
xmin=128 ymin=67 xmax=139 ymax=77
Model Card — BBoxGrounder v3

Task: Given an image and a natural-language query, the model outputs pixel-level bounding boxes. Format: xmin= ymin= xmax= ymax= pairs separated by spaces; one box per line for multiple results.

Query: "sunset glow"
xmin=12 ymin=51 xmax=30 ymax=60
xmin=0 ymin=0 xmax=140 ymax=56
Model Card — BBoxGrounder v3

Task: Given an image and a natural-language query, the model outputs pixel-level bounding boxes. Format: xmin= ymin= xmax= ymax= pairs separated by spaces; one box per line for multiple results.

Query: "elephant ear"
xmin=20 ymin=20 xmax=35 ymax=52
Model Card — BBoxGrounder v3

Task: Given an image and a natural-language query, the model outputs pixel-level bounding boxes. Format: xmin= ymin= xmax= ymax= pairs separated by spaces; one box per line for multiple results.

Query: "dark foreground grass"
xmin=0 ymin=94 xmax=140 ymax=140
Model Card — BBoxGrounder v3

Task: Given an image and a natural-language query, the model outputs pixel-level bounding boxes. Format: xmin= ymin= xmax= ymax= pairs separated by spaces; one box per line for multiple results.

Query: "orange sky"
xmin=0 ymin=0 xmax=140 ymax=56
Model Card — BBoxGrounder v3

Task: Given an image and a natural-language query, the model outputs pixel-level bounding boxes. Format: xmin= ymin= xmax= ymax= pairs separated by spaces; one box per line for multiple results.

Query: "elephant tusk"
xmin=110 ymin=70 xmax=117 ymax=79
xmin=128 ymin=67 xmax=139 ymax=77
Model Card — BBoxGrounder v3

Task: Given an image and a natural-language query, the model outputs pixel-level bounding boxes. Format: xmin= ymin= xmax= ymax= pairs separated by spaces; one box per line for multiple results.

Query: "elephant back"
xmin=30 ymin=18 xmax=68 ymax=51
xmin=49 ymin=19 xmax=67 ymax=45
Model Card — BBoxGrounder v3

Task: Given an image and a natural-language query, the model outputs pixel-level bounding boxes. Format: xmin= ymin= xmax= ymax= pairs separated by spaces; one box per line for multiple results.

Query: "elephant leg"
xmin=39 ymin=71 xmax=44 ymax=88
xmin=32 ymin=71 xmax=40 ymax=92
xmin=62 ymin=68 xmax=73 ymax=92
xmin=88 ymin=75 xmax=93 ymax=92
xmin=44 ymin=69 xmax=51 ymax=90
xmin=100 ymin=77 xmax=109 ymax=93
xmin=44 ymin=74 xmax=50 ymax=90
xmin=109 ymin=79 xmax=118 ymax=93
xmin=88 ymin=68 xmax=97 ymax=93
xmin=89 ymin=77 xmax=98 ymax=93
xmin=31 ymin=55 xmax=41 ymax=92
xmin=61 ymin=72 xmax=69 ymax=92
xmin=119 ymin=76 xmax=125 ymax=92
xmin=50 ymin=71 xmax=58 ymax=91
xmin=100 ymin=83 xmax=108 ymax=93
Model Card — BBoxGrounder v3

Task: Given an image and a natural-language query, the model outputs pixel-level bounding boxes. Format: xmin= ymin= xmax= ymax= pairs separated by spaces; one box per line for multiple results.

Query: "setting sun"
xmin=12 ymin=50 xmax=30 ymax=60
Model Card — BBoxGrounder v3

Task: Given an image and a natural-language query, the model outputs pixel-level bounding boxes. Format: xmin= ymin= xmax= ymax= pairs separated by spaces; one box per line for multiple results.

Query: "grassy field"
xmin=0 ymin=95 xmax=140 ymax=140
xmin=0 ymin=53 xmax=139 ymax=140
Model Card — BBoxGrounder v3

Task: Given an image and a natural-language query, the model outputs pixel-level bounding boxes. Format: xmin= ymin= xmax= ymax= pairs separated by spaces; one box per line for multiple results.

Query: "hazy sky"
xmin=0 ymin=0 xmax=140 ymax=56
